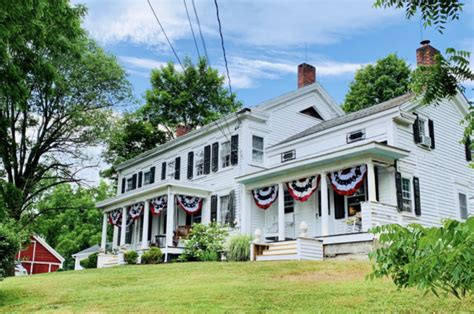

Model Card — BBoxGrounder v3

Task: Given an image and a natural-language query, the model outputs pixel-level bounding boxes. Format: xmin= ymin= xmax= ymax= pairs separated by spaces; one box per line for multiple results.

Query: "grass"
xmin=0 ymin=260 xmax=472 ymax=313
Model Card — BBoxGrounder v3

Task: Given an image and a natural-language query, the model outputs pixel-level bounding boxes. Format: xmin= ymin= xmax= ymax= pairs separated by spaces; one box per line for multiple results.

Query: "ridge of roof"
xmin=275 ymin=93 xmax=415 ymax=146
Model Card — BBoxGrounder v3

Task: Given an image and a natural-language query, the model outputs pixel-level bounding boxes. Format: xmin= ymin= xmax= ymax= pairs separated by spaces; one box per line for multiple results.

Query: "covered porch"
xmin=97 ymin=180 xmax=211 ymax=266
xmin=238 ymin=142 xmax=409 ymax=257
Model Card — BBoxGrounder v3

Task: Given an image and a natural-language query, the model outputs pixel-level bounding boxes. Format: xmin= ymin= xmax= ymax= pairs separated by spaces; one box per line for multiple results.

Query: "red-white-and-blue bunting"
xmin=150 ymin=195 xmax=167 ymax=216
xmin=129 ymin=202 xmax=144 ymax=220
xmin=108 ymin=209 xmax=122 ymax=226
xmin=176 ymin=195 xmax=203 ymax=214
xmin=286 ymin=175 xmax=320 ymax=202
xmin=328 ymin=164 xmax=367 ymax=196
xmin=252 ymin=185 xmax=279 ymax=210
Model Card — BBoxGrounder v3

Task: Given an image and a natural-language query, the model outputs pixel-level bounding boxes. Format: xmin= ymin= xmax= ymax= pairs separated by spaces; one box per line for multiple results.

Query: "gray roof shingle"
xmin=277 ymin=93 xmax=414 ymax=146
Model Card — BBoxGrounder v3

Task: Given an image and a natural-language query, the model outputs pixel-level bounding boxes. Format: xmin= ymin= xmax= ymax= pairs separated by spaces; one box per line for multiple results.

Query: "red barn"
xmin=16 ymin=235 xmax=65 ymax=275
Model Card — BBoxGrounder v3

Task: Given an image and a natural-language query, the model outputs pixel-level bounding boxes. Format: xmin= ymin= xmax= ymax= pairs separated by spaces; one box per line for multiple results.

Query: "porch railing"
xmin=361 ymin=201 xmax=400 ymax=231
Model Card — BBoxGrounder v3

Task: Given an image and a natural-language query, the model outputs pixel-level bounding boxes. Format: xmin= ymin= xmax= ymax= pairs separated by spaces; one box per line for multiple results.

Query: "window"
xmin=219 ymin=195 xmax=230 ymax=226
xmin=459 ymin=193 xmax=468 ymax=220
xmin=252 ymin=136 xmax=264 ymax=163
xmin=195 ymin=149 xmax=204 ymax=176
xmin=126 ymin=177 xmax=133 ymax=192
xmin=401 ymin=178 xmax=412 ymax=212
xmin=418 ymin=118 xmax=426 ymax=138
xmin=346 ymin=182 xmax=367 ymax=217
xmin=143 ymin=171 xmax=151 ymax=185
xmin=284 ymin=190 xmax=294 ymax=214
xmin=221 ymin=141 xmax=231 ymax=168
xmin=167 ymin=160 xmax=175 ymax=179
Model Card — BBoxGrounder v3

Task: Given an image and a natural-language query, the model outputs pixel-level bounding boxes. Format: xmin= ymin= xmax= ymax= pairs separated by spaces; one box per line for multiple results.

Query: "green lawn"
xmin=0 ymin=260 xmax=472 ymax=312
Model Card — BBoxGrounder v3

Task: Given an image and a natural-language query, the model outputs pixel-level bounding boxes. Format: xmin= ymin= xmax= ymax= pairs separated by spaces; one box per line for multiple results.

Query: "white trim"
xmin=20 ymin=261 xmax=62 ymax=266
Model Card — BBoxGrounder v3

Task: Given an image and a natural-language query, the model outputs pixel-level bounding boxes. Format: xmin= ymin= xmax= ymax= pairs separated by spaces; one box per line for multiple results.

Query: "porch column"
xmin=240 ymin=186 xmax=252 ymax=234
xmin=141 ymin=200 xmax=150 ymax=250
xmin=100 ymin=213 xmax=107 ymax=252
xmin=202 ymin=196 xmax=211 ymax=225
xmin=321 ymin=173 xmax=329 ymax=236
xmin=278 ymin=182 xmax=285 ymax=241
xmin=120 ymin=206 xmax=127 ymax=246
xmin=367 ymin=160 xmax=377 ymax=202
xmin=112 ymin=225 xmax=119 ymax=250
xmin=166 ymin=188 xmax=175 ymax=247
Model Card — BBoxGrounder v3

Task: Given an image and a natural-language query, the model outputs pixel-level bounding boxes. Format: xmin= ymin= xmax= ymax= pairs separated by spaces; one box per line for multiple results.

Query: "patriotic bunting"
xmin=129 ymin=202 xmax=144 ymax=220
xmin=150 ymin=195 xmax=167 ymax=216
xmin=108 ymin=209 xmax=122 ymax=226
xmin=176 ymin=195 xmax=203 ymax=214
xmin=329 ymin=164 xmax=367 ymax=196
xmin=286 ymin=175 xmax=320 ymax=202
xmin=252 ymin=185 xmax=278 ymax=209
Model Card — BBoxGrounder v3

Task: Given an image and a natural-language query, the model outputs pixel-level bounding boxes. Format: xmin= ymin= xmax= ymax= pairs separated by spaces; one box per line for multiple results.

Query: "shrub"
xmin=80 ymin=252 xmax=98 ymax=269
xmin=0 ymin=224 xmax=21 ymax=280
xmin=141 ymin=247 xmax=163 ymax=264
xmin=124 ymin=251 xmax=138 ymax=265
xmin=226 ymin=235 xmax=252 ymax=261
xmin=179 ymin=223 xmax=228 ymax=262
xmin=369 ymin=217 xmax=474 ymax=298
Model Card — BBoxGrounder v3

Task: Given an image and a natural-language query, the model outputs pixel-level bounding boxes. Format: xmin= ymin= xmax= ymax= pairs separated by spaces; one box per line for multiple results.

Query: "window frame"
xmin=219 ymin=195 xmax=231 ymax=226
xmin=194 ymin=149 xmax=205 ymax=177
xmin=126 ymin=177 xmax=133 ymax=192
xmin=220 ymin=141 xmax=231 ymax=169
xmin=143 ymin=171 xmax=151 ymax=185
xmin=401 ymin=177 xmax=413 ymax=213
xmin=252 ymin=135 xmax=264 ymax=164
xmin=167 ymin=160 xmax=176 ymax=180
xmin=458 ymin=193 xmax=468 ymax=220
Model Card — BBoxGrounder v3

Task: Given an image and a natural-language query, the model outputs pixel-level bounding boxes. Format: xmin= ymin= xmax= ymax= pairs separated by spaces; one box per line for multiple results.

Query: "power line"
xmin=147 ymin=0 xmax=184 ymax=71
xmin=183 ymin=0 xmax=201 ymax=60
xmin=213 ymin=0 xmax=232 ymax=95
xmin=191 ymin=0 xmax=210 ymax=65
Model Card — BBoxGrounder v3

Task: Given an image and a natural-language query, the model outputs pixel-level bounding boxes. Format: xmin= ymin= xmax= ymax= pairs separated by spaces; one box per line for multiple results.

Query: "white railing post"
xmin=278 ymin=182 xmax=285 ymax=241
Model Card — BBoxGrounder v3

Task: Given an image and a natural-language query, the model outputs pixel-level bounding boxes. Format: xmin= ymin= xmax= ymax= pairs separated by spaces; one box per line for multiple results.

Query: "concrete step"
xmin=256 ymin=254 xmax=299 ymax=261
xmin=262 ymin=249 xmax=297 ymax=256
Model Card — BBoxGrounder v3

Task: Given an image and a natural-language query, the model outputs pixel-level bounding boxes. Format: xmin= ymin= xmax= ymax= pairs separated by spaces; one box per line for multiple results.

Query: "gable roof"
xmin=32 ymin=235 xmax=65 ymax=263
xmin=276 ymin=93 xmax=415 ymax=146
xmin=72 ymin=244 xmax=100 ymax=257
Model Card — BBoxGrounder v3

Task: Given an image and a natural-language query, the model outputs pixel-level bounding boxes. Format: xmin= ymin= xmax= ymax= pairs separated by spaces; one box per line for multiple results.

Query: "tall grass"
xmin=226 ymin=235 xmax=252 ymax=261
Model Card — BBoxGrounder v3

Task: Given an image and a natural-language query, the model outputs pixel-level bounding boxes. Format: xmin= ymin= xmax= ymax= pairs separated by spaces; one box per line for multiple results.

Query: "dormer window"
xmin=300 ymin=107 xmax=323 ymax=120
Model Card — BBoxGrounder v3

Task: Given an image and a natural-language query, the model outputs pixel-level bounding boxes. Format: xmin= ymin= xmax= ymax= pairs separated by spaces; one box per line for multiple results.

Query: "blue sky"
xmin=75 ymin=0 xmax=473 ymax=109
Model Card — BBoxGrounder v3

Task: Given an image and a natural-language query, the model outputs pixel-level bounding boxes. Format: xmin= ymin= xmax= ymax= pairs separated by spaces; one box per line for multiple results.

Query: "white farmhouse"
xmin=96 ymin=41 xmax=473 ymax=266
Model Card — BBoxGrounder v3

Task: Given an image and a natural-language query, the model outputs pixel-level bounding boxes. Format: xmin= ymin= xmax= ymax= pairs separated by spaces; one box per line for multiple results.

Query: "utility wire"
xmin=191 ymin=0 xmax=210 ymax=65
xmin=147 ymin=0 xmax=184 ymax=71
xmin=183 ymin=0 xmax=201 ymax=59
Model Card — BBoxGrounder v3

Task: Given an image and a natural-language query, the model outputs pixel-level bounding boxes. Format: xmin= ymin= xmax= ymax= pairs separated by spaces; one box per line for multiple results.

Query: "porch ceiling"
xmin=97 ymin=180 xmax=211 ymax=211
xmin=236 ymin=142 xmax=409 ymax=187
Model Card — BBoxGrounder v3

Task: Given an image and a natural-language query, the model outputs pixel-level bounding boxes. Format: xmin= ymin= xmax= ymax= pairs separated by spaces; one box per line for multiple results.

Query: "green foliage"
xmin=141 ymin=247 xmax=163 ymax=264
xmin=80 ymin=253 xmax=98 ymax=269
xmin=342 ymin=54 xmax=411 ymax=113
xmin=0 ymin=0 xmax=131 ymax=223
xmin=374 ymin=0 xmax=464 ymax=34
xmin=369 ymin=217 xmax=474 ymax=299
xmin=144 ymin=57 xmax=242 ymax=138
xmin=0 ymin=224 xmax=21 ymax=280
xmin=179 ymin=223 xmax=228 ymax=262
xmin=33 ymin=182 xmax=113 ymax=270
xmin=124 ymin=251 xmax=139 ymax=265
xmin=226 ymin=235 xmax=252 ymax=262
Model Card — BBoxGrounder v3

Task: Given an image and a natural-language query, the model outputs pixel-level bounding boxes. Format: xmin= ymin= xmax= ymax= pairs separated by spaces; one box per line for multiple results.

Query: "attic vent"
xmin=281 ymin=150 xmax=296 ymax=162
xmin=300 ymin=107 xmax=323 ymax=120
xmin=346 ymin=129 xmax=366 ymax=143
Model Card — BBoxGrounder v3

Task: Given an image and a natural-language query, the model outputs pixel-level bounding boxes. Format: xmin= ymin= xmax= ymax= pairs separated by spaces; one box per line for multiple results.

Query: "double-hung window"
xmin=126 ymin=177 xmax=133 ymax=192
xmin=195 ymin=149 xmax=204 ymax=176
xmin=252 ymin=136 xmax=264 ymax=163
xmin=459 ymin=193 xmax=468 ymax=220
xmin=167 ymin=160 xmax=175 ymax=179
xmin=221 ymin=141 xmax=231 ymax=168
xmin=401 ymin=178 xmax=412 ymax=212
xmin=418 ymin=118 xmax=427 ymax=138
xmin=143 ymin=171 xmax=151 ymax=185
xmin=219 ymin=195 xmax=230 ymax=226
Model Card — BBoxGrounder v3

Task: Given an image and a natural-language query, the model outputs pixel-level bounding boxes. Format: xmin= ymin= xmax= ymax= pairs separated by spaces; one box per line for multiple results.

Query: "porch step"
xmin=269 ymin=241 xmax=297 ymax=247
xmin=262 ymin=248 xmax=297 ymax=256
xmin=267 ymin=244 xmax=296 ymax=252
xmin=256 ymin=254 xmax=299 ymax=261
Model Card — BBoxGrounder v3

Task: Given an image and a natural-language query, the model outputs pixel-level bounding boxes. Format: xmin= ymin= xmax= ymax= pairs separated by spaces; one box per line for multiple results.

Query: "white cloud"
xmin=119 ymin=56 xmax=167 ymax=70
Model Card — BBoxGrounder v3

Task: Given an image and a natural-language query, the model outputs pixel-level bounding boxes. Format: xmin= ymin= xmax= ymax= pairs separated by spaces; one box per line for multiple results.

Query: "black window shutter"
xmin=230 ymin=135 xmax=239 ymax=165
xmin=334 ymin=192 xmax=345 ymax=219
xmin=150 ymin=166 xmax=155 ymax=184
xmin=413 ymin=116 xmax=421 ymax=144
xmin=185 ymin=212 xmax=192 ymax=226
xmin=121 ymin=177 xmax=126 ymax=194
xmin=131 ymin=173 xmax=137 ymax=190
xmin=395 ymin=172 xmax=403 ymax=211
xmin=187 ymin=151 xmax=194 ymax=179
xmin=428 ymin=119 xmax=435 ymax=149
xmin=229 ymin=190 xmax=235 ymax=227
xmin=465 ymin=138 xmax=472 ymax=161
xmin=204 ymin=145 xmax=211 ymax=174
xmin=210 ymin=195 xmax=218 ymax=222
xmin=212 ymin=142 xmax=219 ymax=172
xmin=161 ymin=162 xmax=166 ymax=180
xmin=317 ymin=190 xmax=321 ymax=217
xmin=138 ymin=171 xmax=143 ymax=188
xmin=413 ymin=177 xmax=421 ymax=216
xmin=374 ymin=166 xmax=379 ymax=202
xmin=175 ymin=157 xmax=181 ymax=180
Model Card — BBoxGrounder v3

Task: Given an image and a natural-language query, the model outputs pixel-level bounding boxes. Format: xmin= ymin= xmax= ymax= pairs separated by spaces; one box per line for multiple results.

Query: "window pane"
xmin=220 ymin=196 xmax=230 ymax=225
xmin=252 ymin=136 xmax=264 ymax=150
xmin=459 ymin=193 xmax=468 ymax=219
xmin=401 ymin=178 xmax=412 ymax=212
xmin=221 ymin=142 xmax=231 ymax=168
xmin=252 ymin=150 xmax=263 ymax=163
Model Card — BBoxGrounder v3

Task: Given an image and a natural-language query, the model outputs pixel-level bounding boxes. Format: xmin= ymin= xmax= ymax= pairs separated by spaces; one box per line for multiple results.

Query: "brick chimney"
xmin=298 ymin=63 xmax=316 ymax=88
xmin=416 ymin=40 xmax=440 ymax=66
xmin=175 ymin=125 xmax=192 ymax=137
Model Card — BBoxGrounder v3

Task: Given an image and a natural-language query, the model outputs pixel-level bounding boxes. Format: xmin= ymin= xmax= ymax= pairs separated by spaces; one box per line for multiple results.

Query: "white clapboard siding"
xmin=296 ymin=237 xmax=323 ymax=260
